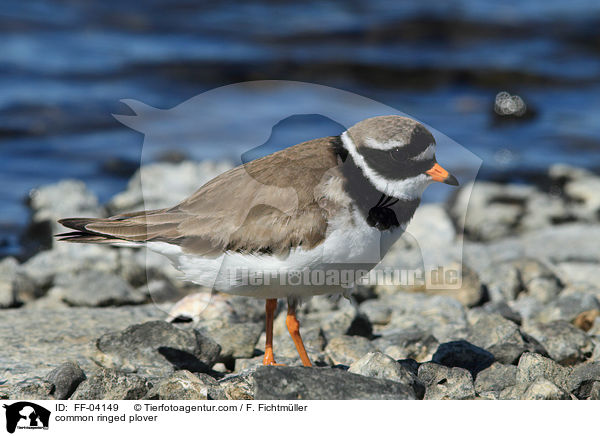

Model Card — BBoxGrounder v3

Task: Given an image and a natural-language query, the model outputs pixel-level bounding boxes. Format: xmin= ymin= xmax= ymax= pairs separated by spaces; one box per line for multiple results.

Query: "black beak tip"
xmin=444 ymin=174 xmax=459 ymax=186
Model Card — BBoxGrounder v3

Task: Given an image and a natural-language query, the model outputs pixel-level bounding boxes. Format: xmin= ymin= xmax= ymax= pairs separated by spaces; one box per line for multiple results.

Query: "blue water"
xmin=1 ymin=0 xmax=600 ymax=257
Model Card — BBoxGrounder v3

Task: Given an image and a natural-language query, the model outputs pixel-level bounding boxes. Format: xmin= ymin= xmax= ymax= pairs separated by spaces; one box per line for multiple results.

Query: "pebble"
xmin=474 ymin=362 xmax=517 ymax=394
xmin=566 ymin=362 xmax=600 ymax=399
xmin=303 ymin=302 xmax=372 ymax=341
xmin=521 ymin=377 xmax=571 ymax=400
xmin=536 ymin=292 xmax=600 ymax=323
xmin=467 ymin=312 xmax=530 ymax=364
xmin=106 ymin=161 xmax=232 ymax=214
xmin=6 ymin=379 xmax=55 ymax=400
xmin=480 ymin=261 xmax=522 ymax=302
xmin=28 ymin=179 xmax=103 ymax=248
xmin=516 ymin=352 xmax=571 ymax=391
xmin=372 ymin=327 xmax=439 ymax=362
xmin=71 ymin=368 xmax=151 ymax=400
xmin=523 ymin=321 xmax=593 ymax=364
xmin=218 ymin=371 xmax=256 ymax=400
xmin=348 ymin=351 xmax=425 ymax=399
xmin=196 ymin=320 xmax=262 ymax=361
xmin=51 ymin=270 xmax=147 ymax=307
xmin=44 ymin=361 xmax=86 ymax=400
xmin=93 ymin=321 xmax=221 ymax=376
xmin=0 ymin=257 xmax=24 ymax=308
xmin=431 ymin=340 xmax=495 ymax=377
xmin=324 ymin=335 xmax=377 ymax=366
xmin=418 ymin=362 xmax=476 ymax=400
xmin=144 ymin=370 xmax=213 ymax=400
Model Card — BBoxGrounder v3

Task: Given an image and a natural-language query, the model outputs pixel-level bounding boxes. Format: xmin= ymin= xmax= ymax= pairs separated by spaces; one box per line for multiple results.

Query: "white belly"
xmin=147 ymin=209 xmax=406 ymax=299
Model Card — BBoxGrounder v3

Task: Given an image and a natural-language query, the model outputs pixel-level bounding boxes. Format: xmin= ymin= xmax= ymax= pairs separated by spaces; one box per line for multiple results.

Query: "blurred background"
xmin=1 ymin=0 xmax=600 ymax=259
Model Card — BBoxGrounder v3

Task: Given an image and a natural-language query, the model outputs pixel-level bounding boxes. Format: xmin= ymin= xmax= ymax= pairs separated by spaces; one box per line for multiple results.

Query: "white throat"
xmin=341 ymin=131 xmax=432 ymax=201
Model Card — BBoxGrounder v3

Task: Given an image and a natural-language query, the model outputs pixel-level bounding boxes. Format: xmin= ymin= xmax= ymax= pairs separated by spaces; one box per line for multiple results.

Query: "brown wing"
xmin=58 ymin=136 xmax=346 ymax=256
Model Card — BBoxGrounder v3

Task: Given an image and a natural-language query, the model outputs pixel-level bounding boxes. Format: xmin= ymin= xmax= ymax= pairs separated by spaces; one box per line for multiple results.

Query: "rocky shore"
xmin=2 ymin=161 xmax=600 ymax=400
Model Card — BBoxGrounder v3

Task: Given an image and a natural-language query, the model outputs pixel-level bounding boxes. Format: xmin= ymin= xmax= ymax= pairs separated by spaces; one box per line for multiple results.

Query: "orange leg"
xmin=263 ymin=298 xmax=280 ymax=366
xmin=286 ymin=303 xmax=312 ymax=367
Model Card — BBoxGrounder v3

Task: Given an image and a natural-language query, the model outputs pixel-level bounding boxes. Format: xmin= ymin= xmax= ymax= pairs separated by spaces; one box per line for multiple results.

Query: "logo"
xmin=3 ymin=402 xmax=50 ymax=433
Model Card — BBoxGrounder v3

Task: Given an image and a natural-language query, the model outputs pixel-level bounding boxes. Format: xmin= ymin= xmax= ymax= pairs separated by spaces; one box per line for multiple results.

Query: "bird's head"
xmin=342 ymin=115 xmax=458 ymax=200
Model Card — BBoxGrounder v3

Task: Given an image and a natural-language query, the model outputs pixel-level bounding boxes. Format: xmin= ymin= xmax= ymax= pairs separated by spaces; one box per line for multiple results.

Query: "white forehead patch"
xmin=410 ymin=144 xmax=436 ymax=161
xmin=363 ymin=137 xmax=407 ymax=151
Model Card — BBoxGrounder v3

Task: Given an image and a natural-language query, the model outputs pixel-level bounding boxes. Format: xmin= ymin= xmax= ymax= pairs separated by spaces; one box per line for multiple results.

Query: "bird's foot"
xmin=262 ymin=351 xmax=286 ymax=366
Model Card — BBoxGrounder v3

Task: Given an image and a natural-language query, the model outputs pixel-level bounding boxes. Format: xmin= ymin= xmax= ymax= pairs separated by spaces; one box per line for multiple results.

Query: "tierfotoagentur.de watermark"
xmin=226 ymin=266 xmax=461 ymax=289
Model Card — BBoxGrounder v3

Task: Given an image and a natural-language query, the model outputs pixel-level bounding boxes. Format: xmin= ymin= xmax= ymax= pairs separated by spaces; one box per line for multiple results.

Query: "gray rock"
xmin=382 ymin=293 xmax=469 ymax=343
xmin=474 ymin=362 xmax=517 ymax=394
xmin=359 ymin=299 xmax=392 ymax=325
xmin=498 ymin=383 xmax=529 ymax=400
xmin=225 ymin=296 xmax=269 ymax=324
xmin=548 ymin=163 xmax=594 ymax=182
xmin=253 ymin=366 xmax=416 ymax=400
xmin=6 ymin=379 xmax=55 ymax=400
xmin=431 ymin=340 xmax=495 ymax=377
xmin=556 ymin=262 xmax=600 ymax=290
xmin=373 ymin=327 xmax=439 ymax=362
xmin=563 ymin=175 xmax=600 ymax=216
xmin=467 ymin=312 xmax=529 ymax=364
xmin=196 ymin=320 xmax=262 ymax=361
xmin=140 ymin=279 xmax=185 ymax=304
xmin=520 ymin=193 xmax=573 ymax=234
xmin=44 ymin=361 xmax=86 ymax=399
xmin=0 ymin=258 xmax=25 ymax=308
xmin=93 ymin=321 xmax=221 ymax=376
xmin=23 ymin=243 xmax=120 ymax=289
xmin=537 ymin=292 xmax=600 ymax=323
xmin=463 ymin=224 xmax=600 ymax=272
xmin=219 ymin=371 xmax=256 ymax=400
xmin=325 ymin=335 xmax=377 ymax=366
xmin=404 ymin=203 xmax=456 ymax=248
xmin=509 ymin=295 xmax=545 ymax=323
xmin=481 ymin=301 xmax=522 ymax=325
xmin=516 ymin=352 xmax=571 ymax=391
xmin=421 ymin=263 xmax=486 ymax=308
xmin=144 ymin=370 xmax=218 ymax=400
xmin=450 ymin=181 xmax=528 ymax=241
xmin=567 ymin=362 xmax=600 ymax=399
xmin=0 ymin=304 xmax=166 ymax=385
xmin=29 ymin=179 xmax=103 ymax=242
xmin=524 ymin=321 xmax=593 ymax=364
xmin=166 ymin=291 xmax=234 ymax=324
xmin=588 ymin=381 xmax=600 ymax=400
xmin=107 ymin=161 xmax=232 ymax=214
xmin=480 ymin=261 xmax=522 ymax=302
xmin=51 ymin=270 xmax=146 ymax=307
xmin=418 ymin=362 xmax=476 ymax=400
xmin=521 ymin=377 xmax=571 ymax=400
xmin=197 ymin=373 xmax=228 ymax=400
xmin=301 ymin=294 xmax=347 ymax=313
xmin=518 ymin=259 xmax=562 ymax=304
xmin=304 ymin=303 xmax=372 ymax=341
xmin=71 ymin=368 xmax=151 ymax=400
xmin=348 ymin=351 xmax=425 ymax=399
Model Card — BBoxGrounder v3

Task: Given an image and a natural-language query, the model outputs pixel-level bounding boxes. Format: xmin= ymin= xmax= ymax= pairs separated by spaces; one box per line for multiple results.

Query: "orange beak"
xmin=426 ymin=163 xmax=459 ymax=186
